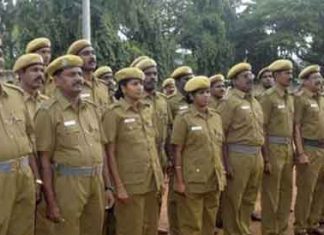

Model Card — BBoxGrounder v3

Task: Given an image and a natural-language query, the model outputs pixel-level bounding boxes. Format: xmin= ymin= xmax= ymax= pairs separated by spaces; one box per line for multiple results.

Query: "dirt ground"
xmin=158 ymin=171 xmax=297 ymax=235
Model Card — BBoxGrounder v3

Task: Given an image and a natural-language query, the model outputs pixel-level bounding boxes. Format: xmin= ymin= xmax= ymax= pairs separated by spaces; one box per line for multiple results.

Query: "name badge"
xmin=277 ymin=104 xmax=285 ymax=109
xmin=191 ymin=126 xmax=202 ymax=131
xmin=241 ymin=105 xmax=250 ymax=110
xmin=80 ymin=93 xmax=91 ymax=99
xmin=310 ymin=103 xmax=318 ymax=108
xmin=64 ymin=120 xmax=76 ymax=127
xmin=179 ymin=105 xmax=188 ymax=110
xmin=124 ymin=118 xmax=136 ymax=123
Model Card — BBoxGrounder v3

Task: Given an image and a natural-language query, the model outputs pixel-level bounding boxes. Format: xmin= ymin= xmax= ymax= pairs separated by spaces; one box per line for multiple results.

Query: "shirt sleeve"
xmin=171 ymin=115 xmax=187 ymax=145
xmin=34 ymin=108 xmax=55 ymax=152
xmin=216 ymin=100 xmax=233 ymax=133
xmin=294 ymin=96 xmax=304 ymax=124
xmin=259 ymin=95 xmax=272 ymax=127
xmin=102 ymin=109 xmax=118 ymax=144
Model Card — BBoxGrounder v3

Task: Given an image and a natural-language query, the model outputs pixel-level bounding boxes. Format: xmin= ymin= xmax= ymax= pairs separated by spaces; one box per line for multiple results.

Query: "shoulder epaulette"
xmin=39 ymin=94 xmax=49 ymax=100
xmin=294 ymin=89 xmax=304 ymax=96
xmin=3 ymin=82 xmax=24 ymax=94
xmin=39 ymin=98 xmax=57 ymax=110
xmin=108 ymin=102 xmax=121 ymax=110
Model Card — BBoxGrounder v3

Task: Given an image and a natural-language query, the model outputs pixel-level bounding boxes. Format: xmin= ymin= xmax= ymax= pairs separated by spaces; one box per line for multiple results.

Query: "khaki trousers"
xmin=222 ymin=151 xmax=263 ymax=235
xmin=0 ymin=163 xmax=35 ymax=235
xmin=294 ymin=146 xmax=324 ymax=232
xmin=261 ymin=144 xmax=293 ymax=235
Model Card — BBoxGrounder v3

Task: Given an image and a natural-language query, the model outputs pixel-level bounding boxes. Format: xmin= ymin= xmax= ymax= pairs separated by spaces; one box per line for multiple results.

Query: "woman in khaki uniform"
xmin=171 ymin=76 xmax=226 ymax=235
xmin=102 ymin=67 xmax=164 ymax=235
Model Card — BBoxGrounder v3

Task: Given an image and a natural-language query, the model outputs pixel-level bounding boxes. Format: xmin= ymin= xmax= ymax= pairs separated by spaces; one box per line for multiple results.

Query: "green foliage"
xmin=0 ymin=0 xmax=324 ymax=77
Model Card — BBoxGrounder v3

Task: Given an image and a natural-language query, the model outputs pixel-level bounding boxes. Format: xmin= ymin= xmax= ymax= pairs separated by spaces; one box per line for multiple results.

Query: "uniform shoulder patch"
xmin=3 ymin=82 xmax=24 ymax=95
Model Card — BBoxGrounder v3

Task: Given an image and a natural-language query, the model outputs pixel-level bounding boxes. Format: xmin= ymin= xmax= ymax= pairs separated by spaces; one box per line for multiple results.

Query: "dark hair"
xmin=185 ymin=91 xmax=194 ymax=104
xmin=53 ymin=68 xmax=64 ymax=77
xmin=114 ymin=79 xmax=133 ymax=100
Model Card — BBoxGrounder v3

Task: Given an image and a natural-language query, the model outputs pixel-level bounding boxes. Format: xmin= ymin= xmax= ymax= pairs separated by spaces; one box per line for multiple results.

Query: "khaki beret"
xmin=162 ymin=78 xmax=175 ymax=88
xmin=46 ymin=55 xmax=83 ymax=77
xmin=115 ymin=67 xmax=145 ymax=83
xmin=135 ymin=58 xmax=157 ymax=71
xmin=227 ymin=63 xmax=252 ymax=80
xmin=210 ymin=74 xmax=225 ymax=83
xmin=67 ymin=39 xmax=91 ymax=55
xmin=298 ymin=65 xmax=321 ymax=79
xmin=25 ymin=37 xmax=51 ymax=53
xmin=256 ymin=67 xmax=271 ymax=80
xmin=94 ymin=66 xmax=113 ymax=79
xmin=171 ymin=66 xmax=193 ymax=79
xmin=130 ymin=56 xmax=150 ymax=67
xmin=269 ymin=59 xmax=293 ymax=72
xmin=184 ymin=76 xmax=210 ymax=92
xmin=13 ymin=53 xmax=44 ymax=73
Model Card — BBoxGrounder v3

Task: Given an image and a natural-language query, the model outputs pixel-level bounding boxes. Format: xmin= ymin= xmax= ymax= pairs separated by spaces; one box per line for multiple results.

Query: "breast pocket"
xmin=59 ymin=122 xmax=81 ymax=147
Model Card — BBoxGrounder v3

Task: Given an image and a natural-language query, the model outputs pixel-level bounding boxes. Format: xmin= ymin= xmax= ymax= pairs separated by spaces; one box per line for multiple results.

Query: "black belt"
xmin=303 ymin=139 xmax=324 ymax=149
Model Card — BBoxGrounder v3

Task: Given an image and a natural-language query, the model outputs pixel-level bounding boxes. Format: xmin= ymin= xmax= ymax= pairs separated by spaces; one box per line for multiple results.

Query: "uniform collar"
xmin=143 ymin=90 xmax=157 ymax=99
xmin=120 ymin=98 xmax=146 ymax=112
xmin=274 ymin=84 xmax=287 ymax=97
xmin=56 ymin=90 xmax=85 ymax=110
xmin=232 ymin=88 xmax=249 ymax=99
xmin=0 ymin=83 xmax=9 ymax=97
xmin=302 ymin=87 xmax=317 ymax=98
xmin=24 ymin=90 xmax=41 ymax=102
xmin=191 ymin=104 xmax=212 ymax=118
xmin=83 ymin=74 xmax=98 ymax=88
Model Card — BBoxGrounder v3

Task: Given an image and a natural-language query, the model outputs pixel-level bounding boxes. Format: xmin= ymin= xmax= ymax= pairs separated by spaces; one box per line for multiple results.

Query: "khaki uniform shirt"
xmin=0 ymin=83 xmax=34 ymax=161
xmin=252 ymin=85 xmax=266 ymax=100
xmin=81 ymin=76 xmax=110 ymax=116
xmin=24 ymin=91 xmax=48 ymax=119
xmin=102 ymin=99 xmax=163 ymax=194
xmin=43 ymin=73 xmax=56 ymax=98
xmin=294 ymin=88 xmax=324 ymax=140
xmin=209 ymin=96 xmax=223 ymax=110
xmin=34 ymin=90 xmax=106 ymax=167
xmin=143 ymin=91 xmax=171 ymax=167
xmin=171 ymin=105 xmax=226 ymax=193
xmin=259 ymin=85 xmax=294 ymax=137
xmin=217 ymin=88 xmax=264 ymax=146
xmin=167 ymin=92 xmax=189 ymax=121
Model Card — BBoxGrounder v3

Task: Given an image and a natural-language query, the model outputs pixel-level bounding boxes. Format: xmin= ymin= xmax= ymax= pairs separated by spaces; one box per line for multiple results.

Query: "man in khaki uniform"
xmin=103 ymin=67 xmax=163 ymax=235
xmin=217 ymin=62 xmax=264 ymax=235
xmin=168 ymin=66 xmax=194 ymax=120
xmin=67 ymin=39 xmax=110 ymax=115
xmin=162 ymin=78 xmax=176 ymax=97
xmin=25 ymin=37 xmax=55 ymax=97
xmin=135 ymin=57 xmax=171 ymax=170
xmin=34 ymin=55 xmax=113 ymax=235
xmin=13 ymin=53 xmax=48 ymax=118
xmin=172 ymin=76 xmax=226 ymax=235
xmin=167 ymin=65 xmax=194 ymax=235
xmin=258 ymin=59 xmax=294 ymax=235
xmin=209 ymin=73 xmax=226 ymax=109
xmin=294 ymin=65 xmax=324 ymax=235
xmin=253 ymin=67 xmax=274 ymax=99
xmin=95 ymin=65 xmax=117 ymax=104
xmin=0 ymin=81 xmax=41 ymax=235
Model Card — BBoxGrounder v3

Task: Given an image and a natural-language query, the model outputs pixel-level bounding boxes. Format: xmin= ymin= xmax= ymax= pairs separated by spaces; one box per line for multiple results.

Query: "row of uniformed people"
xmin=0 ymin=35 xmax=324 ymax=235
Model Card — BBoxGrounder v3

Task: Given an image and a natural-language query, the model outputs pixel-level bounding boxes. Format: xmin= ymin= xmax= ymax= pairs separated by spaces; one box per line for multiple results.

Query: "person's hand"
xmin=35 ymin=184 xmax=42 ymax=204
xmin=47 ymin=203 xmax=64 ymax=223
xmin=174 ymin=180 xmax=186 ymax=195
xmin=264 ymin=162 xmax=272 ymax=175
xmin=105 ymin=189 xmax=115 ymax=210
xmin=226 ymin=165 xmax=234 ymax=180
xmin=116 ymin=184 xmax=130 ymax=204
xmin=297 ymin=153 xmax=310 ymax=165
